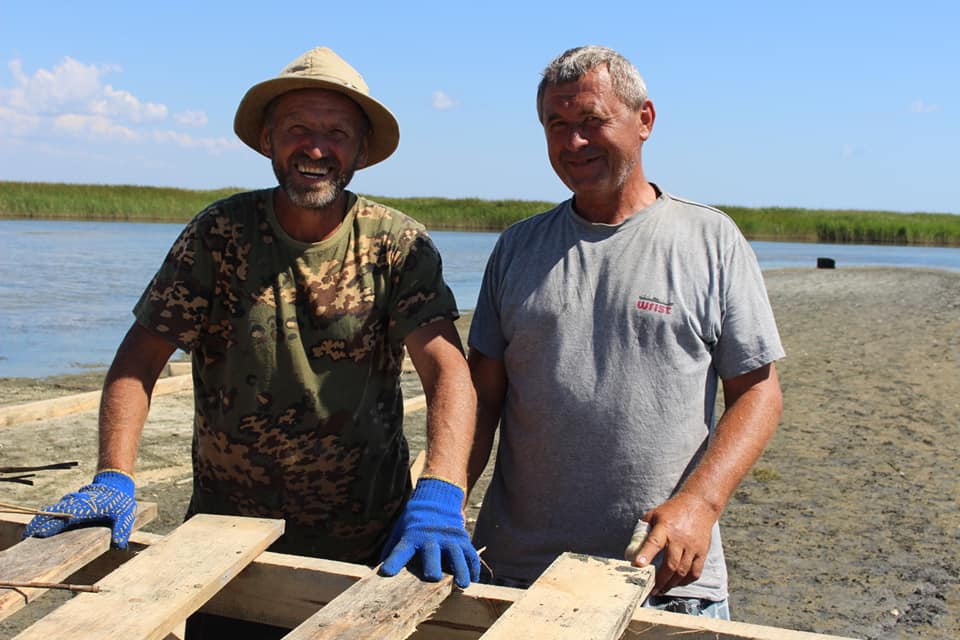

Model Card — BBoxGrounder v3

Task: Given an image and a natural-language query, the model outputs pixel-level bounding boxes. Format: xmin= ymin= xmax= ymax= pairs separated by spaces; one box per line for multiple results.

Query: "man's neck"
xmin=572 ymin=180 xmax=659 ymax=225
xmin=273 ymin=189 xmax=351 ymax=243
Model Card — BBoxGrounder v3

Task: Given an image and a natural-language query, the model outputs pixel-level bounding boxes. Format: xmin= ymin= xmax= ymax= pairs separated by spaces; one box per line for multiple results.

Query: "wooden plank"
xmin=198 ymin=549 xmax=366 ymax=631
xmin=13 ymin=514 xmax=283 ymax=640
xmin=627 ymin=609 xmax=850 ymax=640
xmin=0 ymin=390 xmax=101 ymax=428
xmin=0 ymin=502 xmax=157 ymax=621
xmin=479 ymin=552 xmax=652 ymax=640
xmin=0 ymin=374 xmax=192 ymax=429
xmin=0 ymin=519 xmax=857 ymax=640
xmin=409 ymin=450 xmax=426 ymax=484
xmin=0 ymin=513 xmax=35 ymax=551
xmin=163 ymin=361 xmax=191 ymax=377
xmin=404 ymin=393 xmax=427 ymax=414
xmin=166 ymin=545 xmax=507 ymax=638
xmin=153 ymin=374 xmax=193 ymax=396
xmin=189 ymin=547 xmax=858 ymax=640
xmin=283 ymin=567 xmax=453 ymax=640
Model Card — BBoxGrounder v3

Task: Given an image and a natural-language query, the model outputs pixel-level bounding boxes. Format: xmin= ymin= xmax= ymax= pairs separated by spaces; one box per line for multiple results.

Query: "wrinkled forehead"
xmin=541 ymin=68 xmax=617 ymax=118
xmin=267 ymin=88 xmax=368 ymax=125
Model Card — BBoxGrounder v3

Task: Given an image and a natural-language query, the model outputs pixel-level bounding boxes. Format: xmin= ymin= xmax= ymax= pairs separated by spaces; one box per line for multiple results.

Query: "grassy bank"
xmin=0 ymin=181 xmax=551 ymax=231
xmin=2 ymin=181 xmax=959 ymax=245
xmin=721 ymin=204 xmax=960 ymax=246
xmin=0 ymin=182 xmax=244 ymax=222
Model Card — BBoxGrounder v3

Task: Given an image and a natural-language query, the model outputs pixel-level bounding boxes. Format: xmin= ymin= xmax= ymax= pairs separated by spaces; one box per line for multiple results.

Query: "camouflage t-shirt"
xmin=134 ymin=189 xmax=458 ymax=562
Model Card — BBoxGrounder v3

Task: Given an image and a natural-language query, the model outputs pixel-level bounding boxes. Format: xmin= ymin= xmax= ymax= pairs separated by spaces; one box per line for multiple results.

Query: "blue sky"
xmin=1 ymin=1 xmax=957 ymax=214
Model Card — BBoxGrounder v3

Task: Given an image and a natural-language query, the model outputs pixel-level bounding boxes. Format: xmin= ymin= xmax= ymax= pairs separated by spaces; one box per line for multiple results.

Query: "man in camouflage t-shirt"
xmin=136 ymin=188 xmax=459 ymax=563
xmin=25 ymin=47 xmax=479 ymax=639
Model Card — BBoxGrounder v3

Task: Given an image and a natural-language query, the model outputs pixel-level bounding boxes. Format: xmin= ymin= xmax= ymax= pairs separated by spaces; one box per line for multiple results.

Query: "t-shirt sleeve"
xmin=133 ymin=214 xmax=213 ymax=353
xmin=713 ymin=233 xmax=785 ymax=379
xmin=388 ymin=230 xmax=459 ymax=341
xmin=467 ymin=236 xmax=507 ymax=360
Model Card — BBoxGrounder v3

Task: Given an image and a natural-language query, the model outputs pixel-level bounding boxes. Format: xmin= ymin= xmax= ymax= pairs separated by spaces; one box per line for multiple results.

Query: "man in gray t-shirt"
xmin=467 ymin=46 xmax=784 ymax=619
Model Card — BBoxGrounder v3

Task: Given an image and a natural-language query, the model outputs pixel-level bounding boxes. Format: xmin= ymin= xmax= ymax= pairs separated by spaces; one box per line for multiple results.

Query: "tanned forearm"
xmin=406 ymin=321 xmax=477 ymax=488
xmin=421 ymin=362 xmax=476 ymax=487
xmin=466 ymin=349 xmax=506 ymax=494
xmin=676 ymin=363 xmax=783 ymax=516
xmin=632 ymin=363 xmax=783 ymax=593
xmin=97 ymin=323 xmax=176 ymax=474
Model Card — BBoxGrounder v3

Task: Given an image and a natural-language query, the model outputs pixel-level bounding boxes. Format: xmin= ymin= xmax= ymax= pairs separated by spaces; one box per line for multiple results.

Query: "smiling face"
xmin=260 ymin=89 xmax=370 ymax=211
xmin=541 ymin=66 xmax=654 ymax=216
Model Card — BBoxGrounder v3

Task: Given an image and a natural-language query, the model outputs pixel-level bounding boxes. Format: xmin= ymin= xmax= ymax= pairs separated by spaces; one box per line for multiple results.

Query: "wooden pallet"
xmin=0 ymin=509 xmax=855 ymax=640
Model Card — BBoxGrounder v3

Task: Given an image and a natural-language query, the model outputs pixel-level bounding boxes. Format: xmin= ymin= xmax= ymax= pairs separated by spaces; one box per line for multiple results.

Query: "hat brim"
xmin=233 ymin=76 xmax=400 ymax=168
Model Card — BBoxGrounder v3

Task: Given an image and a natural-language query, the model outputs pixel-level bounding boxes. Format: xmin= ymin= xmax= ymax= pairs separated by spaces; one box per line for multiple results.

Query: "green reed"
xmin=370 ymin=195 xmax=555 ymax=230
xmin=2 ymin=181 xmax=958 ymax=245
xmin=0 ymin=182 xmax=243 ymax=221
xmin=721 ymin=205 xmax=960 ymax=246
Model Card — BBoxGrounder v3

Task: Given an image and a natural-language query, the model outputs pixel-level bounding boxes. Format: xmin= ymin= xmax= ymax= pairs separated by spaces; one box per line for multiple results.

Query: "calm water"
xmin=2 ymin=219 xmax=959 ymax=378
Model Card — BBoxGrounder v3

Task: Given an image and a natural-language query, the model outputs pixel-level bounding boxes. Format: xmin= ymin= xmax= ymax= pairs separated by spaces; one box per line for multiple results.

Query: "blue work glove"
xmin=380 ymin=476 xmax=480 ymax=588
xmin=23 ymin=469 xmax=137 ymax=549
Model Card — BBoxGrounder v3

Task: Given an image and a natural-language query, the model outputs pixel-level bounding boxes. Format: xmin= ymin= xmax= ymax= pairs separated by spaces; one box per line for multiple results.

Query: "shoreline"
xmin=4 ymin=261 xmax=960 ymax=385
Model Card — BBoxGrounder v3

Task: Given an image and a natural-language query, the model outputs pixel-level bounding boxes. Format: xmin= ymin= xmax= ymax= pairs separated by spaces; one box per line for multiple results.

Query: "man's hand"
xmin=380 ymin=477 xmax=480 ymax=588
xmin=628 ymin=493 xmax=718 ymax=595
xmin=23 ymin=470 xmax=137 ymax=549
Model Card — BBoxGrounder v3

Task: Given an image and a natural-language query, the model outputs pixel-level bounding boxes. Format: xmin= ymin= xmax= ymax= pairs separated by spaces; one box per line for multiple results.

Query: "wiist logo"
xmin=636 ymin=295 xmax=673 ymax=315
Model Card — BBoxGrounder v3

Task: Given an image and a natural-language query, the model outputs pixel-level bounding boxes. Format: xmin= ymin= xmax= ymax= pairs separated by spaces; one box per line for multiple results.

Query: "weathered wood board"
xmin=12 ymin=514 xmax=283 ymax=640
xmin=0 ymin=379 xmax=426 ymax=429
xmin=0 ymin=502 xmax=158 ymax=621
xmin=479 ymin=552 xmax=653 ymax=640
xmin=284 ymin=567 xmax=453 ymax=640
xmin=0 ymin=374 xmax=192 ymax=428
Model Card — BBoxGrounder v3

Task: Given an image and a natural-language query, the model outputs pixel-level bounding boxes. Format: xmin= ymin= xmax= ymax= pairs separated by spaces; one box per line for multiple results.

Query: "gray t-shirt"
xmin=469 ymin=191 xmax=784 ymax=600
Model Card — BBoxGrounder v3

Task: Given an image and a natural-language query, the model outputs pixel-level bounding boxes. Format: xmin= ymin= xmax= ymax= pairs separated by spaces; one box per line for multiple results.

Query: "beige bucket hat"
xmin=233 ymin=47 xmax=400 ymax=167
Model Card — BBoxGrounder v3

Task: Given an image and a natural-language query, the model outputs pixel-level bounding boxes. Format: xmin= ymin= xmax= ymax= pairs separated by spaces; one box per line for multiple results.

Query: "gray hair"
xmin=536 ymin=46 xmax=648 ymax=121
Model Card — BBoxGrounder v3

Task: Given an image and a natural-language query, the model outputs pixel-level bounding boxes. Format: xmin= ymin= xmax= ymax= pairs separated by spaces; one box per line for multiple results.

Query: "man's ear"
xmin=356 ymin=134 xmax=370 ymax=169
xmin=638 ymin=99 xmax=656 ymax=141
xmin=259 ymin=126 xmax=273 ymax=157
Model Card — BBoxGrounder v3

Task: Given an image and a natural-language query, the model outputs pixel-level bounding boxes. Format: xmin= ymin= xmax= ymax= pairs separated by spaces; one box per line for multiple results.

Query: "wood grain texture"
xmin=403 ymin=394 xmax=427 ymax=414
xmin=284 ymin=567 xmax=453 ymax=640
xmin=408 ymin=450 xmax=426 ymax=485
xmin=12 ymin=514 xmax=282 ymax=640
xmin=0 ymin=374 xmax=192 ymax=428
xmin=0 ymin=369 xmax=413 ymax=430
xmin=0 ymin=502 xmax=157 ymax=620
xmin=479 ymin=552 xmax=653 ymax=640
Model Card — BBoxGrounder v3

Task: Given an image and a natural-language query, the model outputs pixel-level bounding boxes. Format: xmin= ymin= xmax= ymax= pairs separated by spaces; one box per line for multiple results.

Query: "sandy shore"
xmin=1 ymin=267 xmax=958 ymax=639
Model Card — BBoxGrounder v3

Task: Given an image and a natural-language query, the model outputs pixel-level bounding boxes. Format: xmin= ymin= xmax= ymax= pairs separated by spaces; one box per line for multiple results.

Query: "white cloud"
xmin=4 ymin=57 xmax=119 ymax=115
xmin=0 ymin=56 xmax=230 ymax=156
xmin=432 ymin=90 xmax=459 ymax=110
xmin=91 ymin=85 xmax=167 ymax=122
xmin=151 ymin=130 xmax=240 ymax=154
xmin=2 ymin=56 xmax=163 ymax=132
xmin=174 ymin=110 xmax=208 ymax=127
xmin=53 ymin=114 xmax=139 ymax=141
xmin=909 ymin=100 xmax=940 ymax=114
xmin=0 ymin=104 xmax=41 ymax=135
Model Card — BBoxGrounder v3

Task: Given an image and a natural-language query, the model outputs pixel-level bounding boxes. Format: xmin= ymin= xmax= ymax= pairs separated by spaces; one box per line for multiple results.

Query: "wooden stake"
xmin=0 ymin=461 xmax=79 ymax=473
xmin=0 ymin=580 xmax=100 ymax=594
xmin=0 ymin=502 xmax=72 ymax=519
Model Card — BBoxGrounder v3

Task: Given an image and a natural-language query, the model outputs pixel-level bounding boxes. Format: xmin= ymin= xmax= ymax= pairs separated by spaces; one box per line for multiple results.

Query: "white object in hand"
xmin=624 ymin=519 xmax=650 ymax=561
